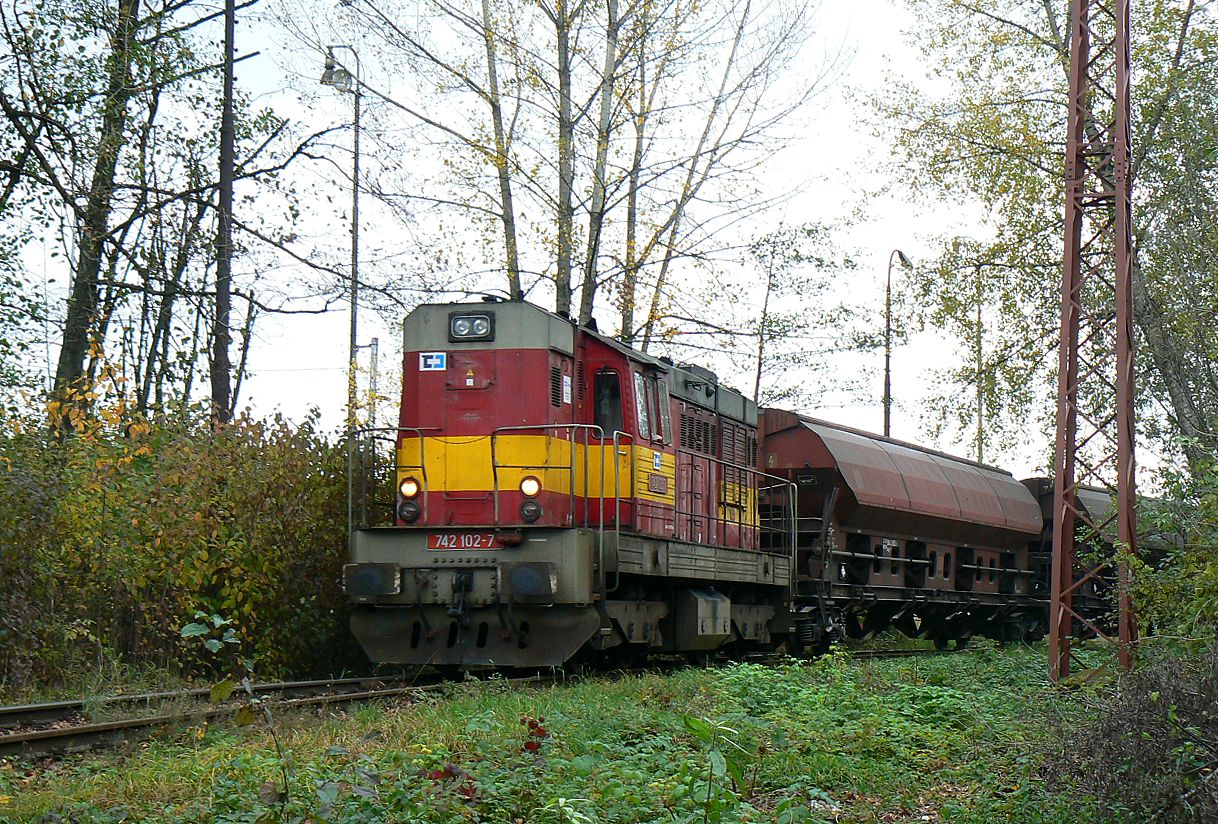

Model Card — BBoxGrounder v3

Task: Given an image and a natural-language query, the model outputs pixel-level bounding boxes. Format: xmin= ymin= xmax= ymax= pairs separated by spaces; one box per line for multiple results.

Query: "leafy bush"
xmin=1133 ymin=460 xmax=1218 ymax=645
xmin=0 ymin=404 xmax=362 ymax=694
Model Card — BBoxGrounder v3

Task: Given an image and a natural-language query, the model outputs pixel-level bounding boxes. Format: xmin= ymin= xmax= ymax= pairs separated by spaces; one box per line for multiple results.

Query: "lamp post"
xmin=320 ymin=45 xmax=362 ymax=434
xmin=884 ymin=249 xmax=912 ymax=438
xmin=951 ymin=236 xmax=988 ymax=463
xmin=974 ymin=262 xmax=984 ymax=463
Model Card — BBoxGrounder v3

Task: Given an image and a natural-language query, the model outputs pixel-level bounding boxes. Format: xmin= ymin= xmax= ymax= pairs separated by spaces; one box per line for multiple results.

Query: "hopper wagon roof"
xmin=1022 ymin=477 xmax=1185 ymax=552
xmin=763 ymin=411 xmax=1043 ymax=541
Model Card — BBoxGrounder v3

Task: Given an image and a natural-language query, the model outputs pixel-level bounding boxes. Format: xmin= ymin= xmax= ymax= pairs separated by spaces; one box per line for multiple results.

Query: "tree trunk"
xmin=554 ymin=0 xmax=575 ymax=316
xmin=178 ymin=296 xmax=205 ymax=418
xmin=210 ymin=0 xmax=236 ymax=426
xmin=619 ymin=9 xmax=650 ymax=345
xmin=231 ymin=293 xmax=257 ymax=412
xmin=640 ymin=0 xmax=752 ymax=351
xmin=481 ymin=0 xmax=523 ymax=300
xmin=753 ymin=250 xmax=775 ymax=403
xmin=1130 ymin=257 xmax=1213 ymax=473
xmin=53 ymin=0 xmax=139 ymax=410
xmin=578 ymin=0 xmax=621 ymax=325
xmin=139 ymin=198 xmax=208 ymax=414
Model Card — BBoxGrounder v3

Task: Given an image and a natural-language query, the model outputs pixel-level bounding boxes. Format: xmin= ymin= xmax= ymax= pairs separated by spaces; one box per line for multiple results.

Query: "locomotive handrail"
xmin=671 ymin=448 xmax=796 ymax=557
xmin=348 ymin=422 xmax=798 ymax=600
xmin=489 ymin=422 xmax=608 ymax=531
xmin=348 ymin=425 xmax=439 ymax=533
xmin=489 ymin=423 xmax=604 ymax=527
xmin=608 ymin=430 xmax=634 ymax=595
xmin=489 ymin=423 xmax=614 ymax=597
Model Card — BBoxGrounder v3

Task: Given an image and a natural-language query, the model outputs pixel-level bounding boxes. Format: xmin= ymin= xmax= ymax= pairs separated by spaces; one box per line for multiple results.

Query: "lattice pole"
xmin=1050 ymin=0 xmax=1137 ymax=682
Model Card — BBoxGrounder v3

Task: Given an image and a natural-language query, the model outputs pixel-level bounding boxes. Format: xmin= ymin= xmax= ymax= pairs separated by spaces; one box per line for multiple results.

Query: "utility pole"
xmin=975 ymin=262 xmax=983 ymax=464
xmin=1050 ymin=0 xmax=1137 ymax=681
xmin=320 ymin=46 xmax=362 ymax=434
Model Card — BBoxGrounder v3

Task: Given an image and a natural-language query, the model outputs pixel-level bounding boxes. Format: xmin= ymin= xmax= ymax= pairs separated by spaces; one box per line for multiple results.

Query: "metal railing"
xmin=672 ymin=449 xmax=796 ymax=556
xmin=349 ymin=426 xmax=437 ymax=533
xmin=489 ymin=423 xmax=619 ymax=595
xmin=489 ymin=423 xmax=608 ymax=527
xmin=606 ymin=431 xmax=635 ymax=593
xmin=348 ymin=425 xmax=797 ymax=596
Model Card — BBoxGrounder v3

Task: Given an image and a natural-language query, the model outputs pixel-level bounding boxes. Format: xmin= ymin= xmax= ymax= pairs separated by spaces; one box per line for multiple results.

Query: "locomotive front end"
xmin=345 ymin=301 xmax=617 ymax=668
xmin=347 ymin=527 xmax=602 ymax=668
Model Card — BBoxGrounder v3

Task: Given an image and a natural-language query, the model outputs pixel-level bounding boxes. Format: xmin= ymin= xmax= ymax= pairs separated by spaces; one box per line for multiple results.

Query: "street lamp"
xmin=884 ymin=249 xmax=913 ymax=438
xmin=320 ymin=45 xmax=362 ymax=433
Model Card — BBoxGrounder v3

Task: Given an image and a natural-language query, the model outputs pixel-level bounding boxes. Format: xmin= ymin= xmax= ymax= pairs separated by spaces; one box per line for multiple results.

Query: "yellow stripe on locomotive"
xmin=396 ymin=435 xmax=677 ymax=505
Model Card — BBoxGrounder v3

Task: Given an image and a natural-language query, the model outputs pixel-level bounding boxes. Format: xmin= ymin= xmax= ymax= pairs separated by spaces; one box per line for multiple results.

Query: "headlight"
xmin=520 ymin=501 xmax=542 ymax=523
xmin=449 ymin=312 xmax=494 ymax=341
xmin=399 ymin=477 xmax=420 ymax=498
xmin=519 ymin=476 xmax=541 ymax=497
xmin=398 ymin=500 xmax=421 ymax=523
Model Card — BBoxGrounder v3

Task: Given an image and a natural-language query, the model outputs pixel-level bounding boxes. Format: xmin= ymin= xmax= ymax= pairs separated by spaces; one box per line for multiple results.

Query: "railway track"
xmin=0 ymin=648 xmax=963 ymax=760
xmin=0 ymin=673 xmax=550 ymax=760
xmin=0 ymin=676 xmax=416 ymax=731
xmin=850 ymin=646 xmax=972 ymax=660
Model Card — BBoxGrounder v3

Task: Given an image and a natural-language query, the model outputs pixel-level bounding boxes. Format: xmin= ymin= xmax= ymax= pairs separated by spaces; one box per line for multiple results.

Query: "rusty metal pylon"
xmin=1050 ymin=0 xmax=1137 ymax=682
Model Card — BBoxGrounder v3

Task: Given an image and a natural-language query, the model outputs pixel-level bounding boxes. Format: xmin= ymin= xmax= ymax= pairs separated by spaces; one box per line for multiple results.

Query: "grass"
xmin=1 ymin=643 xmax=1113 ymax=823
xmin=0 ymin=654 xmax=198 ymax=708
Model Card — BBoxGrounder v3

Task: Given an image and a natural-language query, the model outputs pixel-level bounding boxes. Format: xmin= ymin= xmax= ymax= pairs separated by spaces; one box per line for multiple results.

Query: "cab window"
xmin=593 ymin=370 xmax=623 ymax=438
xmin=633 ymin=372 xmax=651 ymax=439
xmin=652 ymin=376 xmax=672 ymax=444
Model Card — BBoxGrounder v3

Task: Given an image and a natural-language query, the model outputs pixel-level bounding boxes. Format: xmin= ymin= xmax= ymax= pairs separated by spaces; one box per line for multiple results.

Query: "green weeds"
xmin=1 ymin=645 xmax=1111 ymax=823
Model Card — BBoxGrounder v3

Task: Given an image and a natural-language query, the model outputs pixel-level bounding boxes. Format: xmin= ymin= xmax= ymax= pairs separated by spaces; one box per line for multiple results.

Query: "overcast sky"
xmin=201 ymin=0 xmax=1044 ymax=474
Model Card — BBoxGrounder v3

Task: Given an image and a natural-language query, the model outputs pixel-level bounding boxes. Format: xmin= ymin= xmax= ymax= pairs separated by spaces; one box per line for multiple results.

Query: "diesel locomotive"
xmin=341 ymin=299 xmax=1107 ymax=668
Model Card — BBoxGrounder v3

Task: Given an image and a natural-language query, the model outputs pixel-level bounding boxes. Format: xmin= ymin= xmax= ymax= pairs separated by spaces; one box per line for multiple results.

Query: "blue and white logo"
xmin=653 ymin=452 xmax=662 ymax=470
xmin=419 ymin=352 xmax=447 ymax=371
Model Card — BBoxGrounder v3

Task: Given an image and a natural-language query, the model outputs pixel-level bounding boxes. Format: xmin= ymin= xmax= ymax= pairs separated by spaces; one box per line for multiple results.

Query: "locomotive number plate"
xmin=427 ymin=532 xmax=502 ymax=550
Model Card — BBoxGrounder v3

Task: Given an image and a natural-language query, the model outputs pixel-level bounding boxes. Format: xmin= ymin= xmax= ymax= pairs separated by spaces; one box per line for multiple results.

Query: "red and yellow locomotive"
xmin=345 ymin=299 xmax=796 ymax=668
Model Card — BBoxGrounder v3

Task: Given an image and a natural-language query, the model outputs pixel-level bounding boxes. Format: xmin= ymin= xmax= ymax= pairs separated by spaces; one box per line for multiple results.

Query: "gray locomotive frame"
xmin=347 ymin=527 xmax=791 ymax=667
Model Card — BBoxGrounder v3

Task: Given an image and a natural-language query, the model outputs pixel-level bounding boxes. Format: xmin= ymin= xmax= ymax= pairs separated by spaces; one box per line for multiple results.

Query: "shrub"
xmin=1133 ymin=460 xmax=1218 ymax=646
xmin=1046 ymin=645 xmax=1218 ymax=822
xmin=0 ymin=404 xmax=363 ymax=693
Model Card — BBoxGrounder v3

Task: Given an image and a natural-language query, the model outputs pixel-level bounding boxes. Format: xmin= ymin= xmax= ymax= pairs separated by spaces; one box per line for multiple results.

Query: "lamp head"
xmin=320 ymin=49 xmax=354 ymax=93
xmin=896 ymin=250 xmax=913 ymax=268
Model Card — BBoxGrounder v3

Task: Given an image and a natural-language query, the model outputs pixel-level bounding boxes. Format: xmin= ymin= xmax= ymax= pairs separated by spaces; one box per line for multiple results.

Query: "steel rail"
xmin=0 ymin=675 xmax=411 ymax=730
xmin=849 ymin=647 xmax=972 ymax=660
xmin=0 ymin=674 xmax=554 ymax=760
